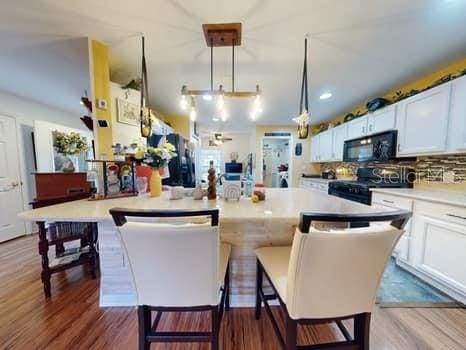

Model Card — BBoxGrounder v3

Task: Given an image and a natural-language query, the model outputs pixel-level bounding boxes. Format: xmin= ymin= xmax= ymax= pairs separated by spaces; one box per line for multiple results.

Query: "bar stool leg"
xmin=354 ymin=312 xmax=371 ymax=350
xmin=138 ymin=305 xmax=151 ymax=350
xmin=225 ymin=262 xmax=230 ymax=311
xmin=255 ymin=259 xmax=263 ymax=320
xmin=211 ymin=306 xmax=220 ymax=350
xmin=285 ymin=314 xmax=297 ymax=350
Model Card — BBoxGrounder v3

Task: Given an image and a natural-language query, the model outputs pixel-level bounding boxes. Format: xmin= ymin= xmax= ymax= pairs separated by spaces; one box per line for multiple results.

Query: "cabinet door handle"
xmin=362 ymin=126 xmax=365 ymax=134
xmin=446 ymin=214 xmax=466 ymax=220
xmin=382 ymin=199 xmax=395 ymax=204
xmin=397 ymin=144 xmax=400 ymax=152
xmin=369 ymin=124 xmax=373 ymax=132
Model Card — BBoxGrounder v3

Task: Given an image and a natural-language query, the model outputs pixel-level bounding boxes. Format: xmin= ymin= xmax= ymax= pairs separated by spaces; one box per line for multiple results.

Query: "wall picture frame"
xmin=116 ymin=98 xmax=139 ymax=126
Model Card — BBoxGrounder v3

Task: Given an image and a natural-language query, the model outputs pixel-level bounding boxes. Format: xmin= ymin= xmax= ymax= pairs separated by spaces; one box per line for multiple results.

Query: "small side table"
xmin=37 ymin=221 xmax=98 ymax=298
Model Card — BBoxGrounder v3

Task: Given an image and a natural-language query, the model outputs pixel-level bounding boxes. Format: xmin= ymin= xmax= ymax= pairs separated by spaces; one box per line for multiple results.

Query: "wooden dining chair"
xmin=254 ymin=210 xmax=411 ymax=350
xmin=110 ymin=208 xmax=231 ymax=350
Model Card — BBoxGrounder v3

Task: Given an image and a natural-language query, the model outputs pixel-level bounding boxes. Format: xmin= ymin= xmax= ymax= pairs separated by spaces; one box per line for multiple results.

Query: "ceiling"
xmin=0 ymin=32 xmax=90 ymax=117
xmin=2 ymin=0 xmax=466 ymax=132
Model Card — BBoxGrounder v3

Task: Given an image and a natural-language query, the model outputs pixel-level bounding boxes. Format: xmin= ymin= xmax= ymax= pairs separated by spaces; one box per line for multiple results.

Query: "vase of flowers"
xmin=142 ymin=142 xmax=177 ymax=197
xmin=52 ymin=130 xmax=89 ymax=172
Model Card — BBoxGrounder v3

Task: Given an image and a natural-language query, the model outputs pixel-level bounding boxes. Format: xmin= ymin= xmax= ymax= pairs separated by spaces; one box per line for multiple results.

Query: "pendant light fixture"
xmin=180 ymin=23 xmax=262 ymax=122
xmin=140 ymin=36 xmax=152 ymax=138
xmin=293 ymin=37 xmax=310 ymax=139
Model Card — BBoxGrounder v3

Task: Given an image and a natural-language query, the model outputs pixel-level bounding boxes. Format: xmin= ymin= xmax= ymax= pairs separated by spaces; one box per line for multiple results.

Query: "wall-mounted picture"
xmin=116 ymin=98 xmax=139 ymax=126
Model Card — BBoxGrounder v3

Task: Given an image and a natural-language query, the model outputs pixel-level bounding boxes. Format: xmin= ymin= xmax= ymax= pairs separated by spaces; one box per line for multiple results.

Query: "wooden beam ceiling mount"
xmin=202 ymin=23 xmax=242 ymax=47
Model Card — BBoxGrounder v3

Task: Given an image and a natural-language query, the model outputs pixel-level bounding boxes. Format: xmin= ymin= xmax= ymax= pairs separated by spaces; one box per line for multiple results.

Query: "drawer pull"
xmin=446 ymin=214 xmax=466 ymax=220
xmin=382 ymin=199 xmax=395 ymax=204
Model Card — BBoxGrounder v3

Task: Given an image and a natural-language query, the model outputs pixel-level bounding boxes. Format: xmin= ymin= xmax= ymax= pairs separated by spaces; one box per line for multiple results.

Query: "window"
xmin=199 ymin=149 xmax=222 ymax=182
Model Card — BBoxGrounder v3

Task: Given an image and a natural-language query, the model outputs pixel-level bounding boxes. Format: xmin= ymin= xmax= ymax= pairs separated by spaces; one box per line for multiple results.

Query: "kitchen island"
xmin=19 ymin=188 xmax=384 ymax=307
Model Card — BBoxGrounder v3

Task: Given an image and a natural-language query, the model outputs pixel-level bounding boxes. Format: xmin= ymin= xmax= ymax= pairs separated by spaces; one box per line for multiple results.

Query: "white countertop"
xmin=19 ymin=188 xmax=384 ymax=223
xmin=371 ymin=188 xmax=466 ymax=208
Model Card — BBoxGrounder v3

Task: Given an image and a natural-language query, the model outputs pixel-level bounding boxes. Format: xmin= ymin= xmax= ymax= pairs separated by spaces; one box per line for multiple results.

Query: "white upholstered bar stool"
xmin=255 ymin=210 xmax=411 ymax=350
xmin=110 ymin=208 xmax=231 ymax=350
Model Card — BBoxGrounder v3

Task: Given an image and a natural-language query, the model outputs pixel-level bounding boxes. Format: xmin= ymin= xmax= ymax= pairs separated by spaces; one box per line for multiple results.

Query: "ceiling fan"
xmin=209 ymin=133 xmax=233 ymax=146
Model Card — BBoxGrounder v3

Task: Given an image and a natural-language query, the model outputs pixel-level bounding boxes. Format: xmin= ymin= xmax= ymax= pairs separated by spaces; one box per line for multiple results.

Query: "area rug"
xmin=376 ymin=258 xmax=461 ymax=308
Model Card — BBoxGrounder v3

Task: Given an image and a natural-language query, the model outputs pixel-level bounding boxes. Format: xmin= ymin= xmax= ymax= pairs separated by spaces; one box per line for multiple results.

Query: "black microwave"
xmin=343 ymin=130 xmax=398 ymax=162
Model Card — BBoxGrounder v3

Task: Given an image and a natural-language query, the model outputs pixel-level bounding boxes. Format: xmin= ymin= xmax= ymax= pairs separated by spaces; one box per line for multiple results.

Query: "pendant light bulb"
xmin=180 ymin=95 xmax=188 ymax=110
xmin=190 ymin=107 xmax=197 ymax=121
xmin=189 ymin=96 xmax=196 ymax=121
xmin=220 ymin=109 xmax=228 ymax=122
xmin=217 ymin=93 xmax=225 ymax=111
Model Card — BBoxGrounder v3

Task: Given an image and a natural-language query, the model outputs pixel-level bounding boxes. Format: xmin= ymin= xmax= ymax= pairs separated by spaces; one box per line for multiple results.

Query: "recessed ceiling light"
xmin=212 ymin=117 xmax=220 ymax=122
xmin=319 ymin=92 xmax=332 ymax=100
xmin=203 ymin=94 xmax=213 ymax=101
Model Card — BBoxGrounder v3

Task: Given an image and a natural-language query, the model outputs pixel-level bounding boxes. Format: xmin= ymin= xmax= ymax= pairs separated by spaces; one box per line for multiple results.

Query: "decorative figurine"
xmin=207 ymin=160 xmax=217 ymax=200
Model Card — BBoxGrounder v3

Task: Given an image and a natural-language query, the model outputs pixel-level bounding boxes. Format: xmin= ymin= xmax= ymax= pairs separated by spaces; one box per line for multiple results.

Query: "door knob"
xmin=11 ymin=181 xmax=19 ymax=187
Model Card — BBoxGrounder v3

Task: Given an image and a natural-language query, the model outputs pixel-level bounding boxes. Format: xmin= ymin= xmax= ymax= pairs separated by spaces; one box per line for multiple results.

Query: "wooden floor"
xmin=1 ymin=235 xmax=465 ymax=350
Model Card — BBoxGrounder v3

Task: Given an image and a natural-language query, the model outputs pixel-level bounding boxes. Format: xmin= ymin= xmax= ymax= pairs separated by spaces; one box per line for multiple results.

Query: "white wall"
xmin=110 ymin=82 xmax=144 ymax=146
xmin=0 ymin=89 xmax=89 ymax=232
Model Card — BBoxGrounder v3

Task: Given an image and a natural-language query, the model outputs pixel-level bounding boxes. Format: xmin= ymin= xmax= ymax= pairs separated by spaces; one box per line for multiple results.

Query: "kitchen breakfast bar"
xmin=19 ymin=188 xmax=389 ymax=307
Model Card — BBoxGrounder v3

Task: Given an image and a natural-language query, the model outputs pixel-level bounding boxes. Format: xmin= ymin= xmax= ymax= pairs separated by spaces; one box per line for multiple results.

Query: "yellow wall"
xmin=319 ymin=56 xmax=466 ymax=130
xmin=162 ymin=114 xmax=190 ymax=140
xmin=254 ymin=125 xmax=319 ymax=186
xmin=91 ymin=40 xmax=113 ymax=157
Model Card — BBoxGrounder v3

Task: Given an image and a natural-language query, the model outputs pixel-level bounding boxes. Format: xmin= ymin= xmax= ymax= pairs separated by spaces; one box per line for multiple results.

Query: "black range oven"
xmin=328 ymin=167 xmax=415 ymax=205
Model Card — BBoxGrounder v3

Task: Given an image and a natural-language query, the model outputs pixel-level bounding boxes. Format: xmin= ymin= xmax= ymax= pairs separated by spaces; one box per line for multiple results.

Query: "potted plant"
xmin=142 ymin=142 xmax=177 ymax=197
xmin=52 ymin=130 xmax=89 ymax=172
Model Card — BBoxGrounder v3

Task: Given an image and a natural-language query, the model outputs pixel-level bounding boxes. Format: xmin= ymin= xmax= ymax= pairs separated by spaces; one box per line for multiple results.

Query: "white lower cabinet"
xmin=372 ymin=193 xmax=413 ymax=262
xmin=299 ymin=178 xmax=330 ymax=193
xmin=373 ymin=192 xmax=466 ymax=304
xmin=409 ymin=201 xmax=466 ymax=303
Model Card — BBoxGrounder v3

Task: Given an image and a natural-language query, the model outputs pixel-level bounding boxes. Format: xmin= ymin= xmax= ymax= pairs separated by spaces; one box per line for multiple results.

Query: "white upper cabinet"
xmin=448 ymin=75 xmax=466 ymax=152
xmin=310 ymin=135 xmax=320 ymax=162
xmin=346 ymin=116 xmax=368 ymax=140
xmin=318 ymin=129 xmax=334 ymax=161
xmin=396 ymin=84 xmax=451 ymax=156
xmin=332 ymin=124 xmax=348 ymax=161
xmin=367 ymin=106 xmax=396 ymax=134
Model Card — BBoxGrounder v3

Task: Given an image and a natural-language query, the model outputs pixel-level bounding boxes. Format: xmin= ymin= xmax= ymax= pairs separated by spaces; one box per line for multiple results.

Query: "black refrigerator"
xmin=148 ymin=133 xmax=196 ymax=188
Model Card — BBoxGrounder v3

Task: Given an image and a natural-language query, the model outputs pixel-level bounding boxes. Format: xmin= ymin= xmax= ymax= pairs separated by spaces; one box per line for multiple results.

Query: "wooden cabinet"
xmin=346 ymin=116 xmax=368 ymax=140
xmin=299 ymin=178 xmax=330 ymax=193
xmin=448 ymin=75 xmax=466 ymax=152
xmin=310 ymin=124 xmax=347 ymax=162
xmin=318 ymin=130 xmax=333 ymax=161
xmin=372 ymin=193 xmax=413 ymax=262
xmin=310 ymin=135 xmax=320 ymax=162
xmin=396 ymin=84 xmax=451 ymax=156
xmin=373 ymin=191 xmax=466 ymax=304
xmin=410 ymin=201 xmax=466 ymax=303
xmin=367 ymin=106 xmax=396 ymax=134
xmin=332 ymin=124 xmax=348 ymax=161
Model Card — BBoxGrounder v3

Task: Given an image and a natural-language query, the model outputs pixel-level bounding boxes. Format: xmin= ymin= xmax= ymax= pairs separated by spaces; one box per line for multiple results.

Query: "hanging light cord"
xmin=232 ymin=39 xmax=235 ymax=93
xmin=210 ymin=38 xmax=214 ymax=92
xmin=299 ymin=37 xmax=309 ymax=113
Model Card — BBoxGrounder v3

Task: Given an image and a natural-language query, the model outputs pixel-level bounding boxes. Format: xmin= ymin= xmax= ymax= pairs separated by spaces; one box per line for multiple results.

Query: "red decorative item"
xmin=136 ymin=165 xmax=152 ymax=191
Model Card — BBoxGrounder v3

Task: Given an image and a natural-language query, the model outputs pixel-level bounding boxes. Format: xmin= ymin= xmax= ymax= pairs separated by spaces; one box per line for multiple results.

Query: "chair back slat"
xmin=109 ymin=208 xmax=220 ymax=307
xmin=286 ymin=210 xmax=411 ymax=320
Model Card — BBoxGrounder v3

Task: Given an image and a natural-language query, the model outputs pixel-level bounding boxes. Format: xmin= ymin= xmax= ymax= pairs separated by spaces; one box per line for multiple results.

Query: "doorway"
xmin=0 ymin=115 xmax=26 ymax=242
xmin=260 ymin=136 xmax=292 ymax=188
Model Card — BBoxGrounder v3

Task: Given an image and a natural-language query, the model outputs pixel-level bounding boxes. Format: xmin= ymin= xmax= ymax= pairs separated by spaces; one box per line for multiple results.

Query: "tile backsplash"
xmin=321 ymin=154 xmax=466 ymax=183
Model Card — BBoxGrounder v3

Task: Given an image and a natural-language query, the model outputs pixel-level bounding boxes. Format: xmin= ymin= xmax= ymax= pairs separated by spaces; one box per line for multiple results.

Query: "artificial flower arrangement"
xmin=142 ymin=142 xmax=177 ymax=169
xmin=53 ymin=130 xmax=88 ymax=155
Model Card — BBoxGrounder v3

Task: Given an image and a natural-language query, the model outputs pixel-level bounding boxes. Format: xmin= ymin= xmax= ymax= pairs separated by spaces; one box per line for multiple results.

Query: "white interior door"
xmin=0 ymin=115 xmax=25 ymax=242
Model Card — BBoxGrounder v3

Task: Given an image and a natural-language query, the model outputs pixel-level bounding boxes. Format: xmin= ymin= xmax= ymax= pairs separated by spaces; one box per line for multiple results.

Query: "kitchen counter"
xmin=19 ymin=188 xmax=385 ymax=307
xmin=300 ymin=177 xmax=336 ymax=184
xmin=19 ymin=188 xmax=377 ymax=222
xmin=371 ymin=188 xmax=466 ymax=208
